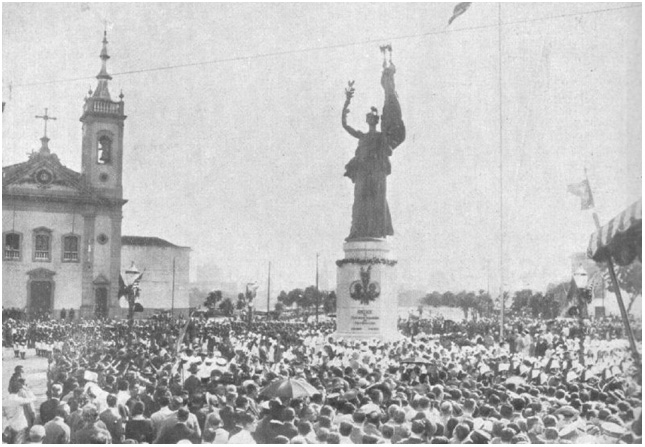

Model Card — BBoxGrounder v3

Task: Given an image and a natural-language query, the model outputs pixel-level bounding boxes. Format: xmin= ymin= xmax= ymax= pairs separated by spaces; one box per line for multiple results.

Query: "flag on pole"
xmin=448 ymin=2 xmax=472 ymax=26
xmin=131 ymin=272 xmax=143 ymax=289
xmin=175 ymin=316 xmax=191 ymax=356
xmin=567 ymin=179 xmax=595 ymax=210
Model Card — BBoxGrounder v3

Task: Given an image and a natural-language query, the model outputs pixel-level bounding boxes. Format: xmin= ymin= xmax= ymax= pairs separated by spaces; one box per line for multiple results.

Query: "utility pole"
xmin=267 ymin=261 xmax=271 ymax=317
xmin=498 ymin=2 xmax=505 ymax=344
xmin=171 ymin=257 xmax=176 ymax=318
xmin=315 ymin=253 xmax=320 ymax=324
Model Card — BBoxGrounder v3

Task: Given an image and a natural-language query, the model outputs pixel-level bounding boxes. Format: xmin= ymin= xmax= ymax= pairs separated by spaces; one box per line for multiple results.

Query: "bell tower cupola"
xmin=80 ymin=31 xmax=127 ymax=199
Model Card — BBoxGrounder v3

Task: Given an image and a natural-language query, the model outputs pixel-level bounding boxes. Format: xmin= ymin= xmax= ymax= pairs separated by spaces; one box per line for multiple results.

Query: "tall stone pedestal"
xmin=335 ymin=239 xmax=400 ymax=341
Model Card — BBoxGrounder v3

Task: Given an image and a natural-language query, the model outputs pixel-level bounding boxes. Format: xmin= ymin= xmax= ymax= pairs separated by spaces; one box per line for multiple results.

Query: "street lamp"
xmin=124 ymin=261 xmax=141 ymax=330
xmin=125 ymin=261 xmax=141 ymax=286
xmin=573 ymin=265 xmax=589 ymax=365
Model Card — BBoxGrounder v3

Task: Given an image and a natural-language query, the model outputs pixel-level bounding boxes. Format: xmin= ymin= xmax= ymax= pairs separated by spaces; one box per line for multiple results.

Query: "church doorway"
xmin=95 ymin=287 xmax=108 ymax=318
xmin=30 ymin=281 xmax=52 ymax=318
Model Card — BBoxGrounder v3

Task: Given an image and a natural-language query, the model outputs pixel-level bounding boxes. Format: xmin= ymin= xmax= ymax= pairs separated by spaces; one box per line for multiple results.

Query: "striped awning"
xmin=587 ymin=199 xmax=642 ymax=265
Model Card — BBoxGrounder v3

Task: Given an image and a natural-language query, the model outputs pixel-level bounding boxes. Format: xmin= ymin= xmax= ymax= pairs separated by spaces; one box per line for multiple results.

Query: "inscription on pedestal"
xmin=350 ymin=307 xmax=380 ymax=332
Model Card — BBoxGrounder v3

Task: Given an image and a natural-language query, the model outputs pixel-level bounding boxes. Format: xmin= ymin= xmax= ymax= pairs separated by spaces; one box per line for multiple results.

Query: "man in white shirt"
xmin=3 ymin=381 xmax=36 ymax=444
xmin=153 ymin=398 xmax=202 ymax=443
xmin=115 ymin=380 xmax=130 ymax=409
xmin=150 ymin=394 xmax=174 ymax=438
xmin=228 ymin=412 xmax=257 ymax=444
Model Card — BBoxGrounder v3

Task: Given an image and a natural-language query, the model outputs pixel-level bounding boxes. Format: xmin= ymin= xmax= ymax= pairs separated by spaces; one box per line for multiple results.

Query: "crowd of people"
xmin=2 ymin=313 xmax=641 ymax=444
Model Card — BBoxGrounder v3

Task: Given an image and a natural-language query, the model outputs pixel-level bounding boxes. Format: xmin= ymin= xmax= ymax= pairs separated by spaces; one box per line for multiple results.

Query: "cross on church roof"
xmin=35 ymin=108 xmax=57 ymax=138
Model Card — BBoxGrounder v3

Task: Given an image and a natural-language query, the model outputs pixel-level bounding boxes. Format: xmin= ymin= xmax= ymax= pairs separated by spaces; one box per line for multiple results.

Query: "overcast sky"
xmin=3 ymin=3 xmax=641 ymax=299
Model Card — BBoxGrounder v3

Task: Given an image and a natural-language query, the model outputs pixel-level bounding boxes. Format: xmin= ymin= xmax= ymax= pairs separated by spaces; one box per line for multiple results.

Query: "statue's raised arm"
xmin=342 ymin=80 xmax=362 ymax=139
xmin=379 ymin=45 xmax=406 ymax=150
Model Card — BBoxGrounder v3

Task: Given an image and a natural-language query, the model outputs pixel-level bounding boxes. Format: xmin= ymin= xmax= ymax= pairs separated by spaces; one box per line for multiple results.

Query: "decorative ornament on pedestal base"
xmin=335 ymin=238 xmax=400 ymax=341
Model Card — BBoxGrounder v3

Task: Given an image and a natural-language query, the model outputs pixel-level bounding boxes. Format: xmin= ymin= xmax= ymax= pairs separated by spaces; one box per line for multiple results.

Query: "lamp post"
xmin=125 ymin=261 xmax=141 ymax=284
xmin=124 ymin=261 xmax=141 ymax=330
xmin=573 ymin=265 xmax=589 ymax=366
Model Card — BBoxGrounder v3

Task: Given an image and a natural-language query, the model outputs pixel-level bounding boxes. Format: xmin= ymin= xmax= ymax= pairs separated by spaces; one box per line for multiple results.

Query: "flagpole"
xmin=498 ymin=2 xmax=505 ymax=344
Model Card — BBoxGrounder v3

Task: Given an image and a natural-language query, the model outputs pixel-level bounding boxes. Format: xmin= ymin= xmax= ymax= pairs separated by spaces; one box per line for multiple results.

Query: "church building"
xmin=4 ymin=33 xmax=134 ymax=318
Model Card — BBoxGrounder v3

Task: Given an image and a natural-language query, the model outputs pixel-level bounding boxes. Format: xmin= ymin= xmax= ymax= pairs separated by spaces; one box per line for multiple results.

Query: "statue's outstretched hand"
xmin=345 ymin=80 xmax=355 ymax=102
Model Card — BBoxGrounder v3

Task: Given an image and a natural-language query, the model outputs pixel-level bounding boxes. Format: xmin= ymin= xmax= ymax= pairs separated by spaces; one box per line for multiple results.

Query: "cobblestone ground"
xmin=2 ymin=348 xmax=49 ymax=412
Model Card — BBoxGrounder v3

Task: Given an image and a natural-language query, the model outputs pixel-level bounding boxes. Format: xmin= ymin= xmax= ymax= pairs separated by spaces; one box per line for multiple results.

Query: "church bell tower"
xmin=80 ymin=31 xmax=126 ymax=198
xmin=78 ymin=32 xmax=127 ymax=318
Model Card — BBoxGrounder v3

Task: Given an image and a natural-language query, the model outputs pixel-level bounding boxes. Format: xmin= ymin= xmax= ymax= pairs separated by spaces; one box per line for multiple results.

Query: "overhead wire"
xmin=9 ymin=3 xmax=640 ymax=89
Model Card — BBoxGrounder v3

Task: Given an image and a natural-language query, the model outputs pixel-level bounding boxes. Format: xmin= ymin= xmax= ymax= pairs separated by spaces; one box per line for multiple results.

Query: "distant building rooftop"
xmin=121 ymin=236 xmax=190 ymax=250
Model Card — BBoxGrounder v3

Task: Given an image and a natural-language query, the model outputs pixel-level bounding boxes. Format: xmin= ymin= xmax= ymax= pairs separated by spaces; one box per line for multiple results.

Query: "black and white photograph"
xmin=1 ymin=2 xmax=642 ymax=444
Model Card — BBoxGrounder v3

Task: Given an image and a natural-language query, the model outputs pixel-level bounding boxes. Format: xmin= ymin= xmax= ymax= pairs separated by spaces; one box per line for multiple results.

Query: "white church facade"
xmin=3 ymin=33 xmax=190 ymax=318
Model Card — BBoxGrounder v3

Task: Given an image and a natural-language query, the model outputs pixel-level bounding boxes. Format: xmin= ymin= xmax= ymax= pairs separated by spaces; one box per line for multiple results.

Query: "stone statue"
xmin=342 ymin=45 xmax=405 ymax=240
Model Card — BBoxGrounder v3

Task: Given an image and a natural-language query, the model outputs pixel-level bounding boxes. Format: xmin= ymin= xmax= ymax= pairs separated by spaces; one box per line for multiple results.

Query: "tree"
xmin=422 ymin=290 xmax=492 ymax=320
xmin=219 ymin=298 xmax=234 ymax=316
xmin=302 ymin=286 xmax=320 ymax=310
xmin=602 ymin=262 xmax=642 ymax=313
xmin=204 ymin=290 xmax=223 ymax=309
xmin=286 ymin=288 xmax=304 ymax=308
xmin=323 ymin=291 xmax=337 ymax=314
xmin=510 ymin=289 xmax=536 ymax=317
xmin=236 ymin=293 xmax=247 ymax=310
xmin=542 ymin=287 xmax=562 ymax=319
xmin=458 ymin=291 xmax=478 ymax=320
xmin=442 ymin=291 xmax=456 ymax=307
xmin=277 ymin=290 xmax=289 ymax=306
xmin=474 ymin=290 xmax=494 ymax=318
xmin=275 ymin=302 xmax=285 ymax=316
xmin=423 ymin=291 xmax=443 ymax=307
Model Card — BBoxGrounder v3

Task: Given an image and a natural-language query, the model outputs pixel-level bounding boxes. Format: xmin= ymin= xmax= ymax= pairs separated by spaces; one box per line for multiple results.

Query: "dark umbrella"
xmin=401 ymin=357 xmax=432 ymax=365
xmin=366 ymin=382 xmax=392 ymax=402
xmin=259 ymin=378 xmax=320 ymax=399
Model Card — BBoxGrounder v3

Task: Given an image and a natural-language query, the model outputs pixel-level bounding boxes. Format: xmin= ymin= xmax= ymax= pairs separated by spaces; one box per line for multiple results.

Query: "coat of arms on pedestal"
xmin=349 ymin=265 xmax=381 ymax=305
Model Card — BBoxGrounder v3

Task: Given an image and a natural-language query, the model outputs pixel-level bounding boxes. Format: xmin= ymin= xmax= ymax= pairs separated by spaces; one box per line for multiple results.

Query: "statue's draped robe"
xmin=344 ymin=65 xmax=405 ymax=240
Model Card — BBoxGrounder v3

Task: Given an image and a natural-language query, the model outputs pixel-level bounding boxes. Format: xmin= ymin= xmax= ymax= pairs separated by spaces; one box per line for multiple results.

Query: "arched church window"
xmin=97 ymin=136 xmax=112 ymax=164
xmin=4 ymin=232 xmax=21 ymax=261
xmin=33 ymin=228 xmax=52 ymax=262
xmin=62 ymin=235 xmax=80 ymax=262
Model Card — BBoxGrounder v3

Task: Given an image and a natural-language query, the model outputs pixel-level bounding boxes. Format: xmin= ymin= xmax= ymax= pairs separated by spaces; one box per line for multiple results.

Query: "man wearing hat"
xmin=184 ymin=362 xmax=202 ymax=396
xmin=39 ymin=383 xmax=63 ymax=425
